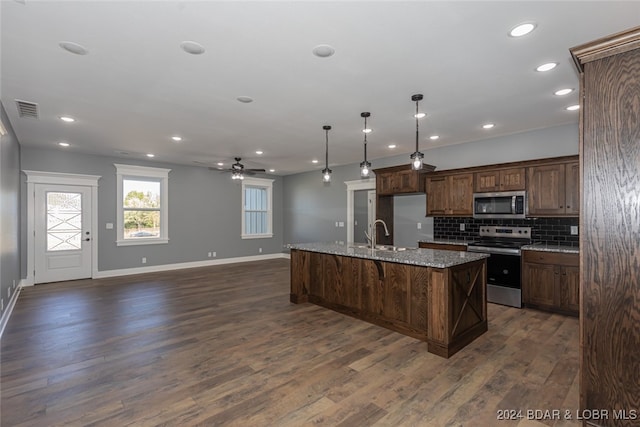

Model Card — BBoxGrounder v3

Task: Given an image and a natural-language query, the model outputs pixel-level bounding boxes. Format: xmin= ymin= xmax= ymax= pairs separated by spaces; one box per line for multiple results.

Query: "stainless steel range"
xmin=466 ymin=226 xmax=532 ymax=308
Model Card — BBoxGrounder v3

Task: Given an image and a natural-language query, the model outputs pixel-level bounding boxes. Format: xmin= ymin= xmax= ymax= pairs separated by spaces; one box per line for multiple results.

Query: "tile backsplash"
xmin=434 ymin=217 xmax=579 ymax=247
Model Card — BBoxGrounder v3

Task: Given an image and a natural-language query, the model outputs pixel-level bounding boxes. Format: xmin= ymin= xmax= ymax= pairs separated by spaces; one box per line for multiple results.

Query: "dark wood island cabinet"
xmin=289 ymin=243 xmax=489 ymax=358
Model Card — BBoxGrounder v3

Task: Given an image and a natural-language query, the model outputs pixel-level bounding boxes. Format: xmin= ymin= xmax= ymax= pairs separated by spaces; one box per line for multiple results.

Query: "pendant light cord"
xmin=363 ymin=115 xmax=368 ymax=162
xmin=415 ymin=99 xmax=420 ymax=153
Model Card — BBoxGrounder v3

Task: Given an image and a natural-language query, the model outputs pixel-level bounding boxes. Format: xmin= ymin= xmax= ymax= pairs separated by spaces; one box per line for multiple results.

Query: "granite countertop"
xmin=521 ymin=243 xmax=579 ymax=254
xmin=287 ymin=242 xmax=489 ymax=269
xmin=417 ymin=238 xmax=476 ymax=246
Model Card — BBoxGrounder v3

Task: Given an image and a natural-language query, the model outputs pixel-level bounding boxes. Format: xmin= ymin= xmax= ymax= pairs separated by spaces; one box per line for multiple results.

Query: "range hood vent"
xmin=15 ymin=99 xmax=39 ymax=119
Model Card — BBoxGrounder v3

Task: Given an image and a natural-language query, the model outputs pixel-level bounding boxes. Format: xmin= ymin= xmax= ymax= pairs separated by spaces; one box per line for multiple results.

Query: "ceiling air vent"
xmin=15 ymin=99 xmax=39 ymax=119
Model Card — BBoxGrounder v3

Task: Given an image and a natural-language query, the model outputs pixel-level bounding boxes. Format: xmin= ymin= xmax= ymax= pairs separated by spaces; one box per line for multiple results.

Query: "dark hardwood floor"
xmin=1 ymin=259 xmax=579 ymax=426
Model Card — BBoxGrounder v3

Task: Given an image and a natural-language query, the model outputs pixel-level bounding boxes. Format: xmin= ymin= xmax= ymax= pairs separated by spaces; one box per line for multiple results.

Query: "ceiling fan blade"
xmin=246 ymin=168 xmax=266 ymax=172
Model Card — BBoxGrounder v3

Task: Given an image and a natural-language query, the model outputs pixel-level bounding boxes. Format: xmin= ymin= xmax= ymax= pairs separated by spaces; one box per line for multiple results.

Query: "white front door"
xmin=34 ymin=184 xmax=92 ymax=283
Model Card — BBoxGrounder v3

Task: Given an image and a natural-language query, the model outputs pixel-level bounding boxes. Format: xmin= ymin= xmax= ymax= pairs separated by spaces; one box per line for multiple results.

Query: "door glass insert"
xmin=46 ymin=192 xmax=82 ymax=251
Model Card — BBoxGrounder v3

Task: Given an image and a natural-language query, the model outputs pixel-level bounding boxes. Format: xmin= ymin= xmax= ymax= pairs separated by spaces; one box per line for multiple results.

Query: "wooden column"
xmin=571 ymin=26 xmax=640 ymax=426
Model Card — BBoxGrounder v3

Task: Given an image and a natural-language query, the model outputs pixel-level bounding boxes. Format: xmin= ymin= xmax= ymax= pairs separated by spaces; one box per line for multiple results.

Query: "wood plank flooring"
xmin=1 ymin=259 xmax=580 ymax=426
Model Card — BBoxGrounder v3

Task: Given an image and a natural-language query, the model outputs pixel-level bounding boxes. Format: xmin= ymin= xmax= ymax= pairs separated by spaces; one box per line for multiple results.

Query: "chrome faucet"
xmin=370 ymin=219 xmax=390 ymax=249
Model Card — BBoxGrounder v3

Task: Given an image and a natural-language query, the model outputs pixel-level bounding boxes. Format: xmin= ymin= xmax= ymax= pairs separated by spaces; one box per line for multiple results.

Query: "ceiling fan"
xmin=214 ymin=157 xmax=265 ymax=180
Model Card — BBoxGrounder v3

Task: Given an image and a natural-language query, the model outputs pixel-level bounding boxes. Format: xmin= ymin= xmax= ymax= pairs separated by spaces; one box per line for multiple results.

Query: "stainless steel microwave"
xmin=473 ymin=191 xmax=527 ymax=219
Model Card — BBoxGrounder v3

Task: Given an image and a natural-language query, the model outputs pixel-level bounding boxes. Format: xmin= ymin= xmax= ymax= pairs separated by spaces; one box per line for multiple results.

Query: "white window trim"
xmin=241 ymin=177 xmax=274 ymax=239
xmin=115 ymin=164 xmax=170 ymax=246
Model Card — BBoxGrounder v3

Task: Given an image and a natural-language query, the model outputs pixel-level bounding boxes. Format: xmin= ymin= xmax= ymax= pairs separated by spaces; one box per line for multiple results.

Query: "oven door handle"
xmin=467 ymin=246 xmax=521 ymax=256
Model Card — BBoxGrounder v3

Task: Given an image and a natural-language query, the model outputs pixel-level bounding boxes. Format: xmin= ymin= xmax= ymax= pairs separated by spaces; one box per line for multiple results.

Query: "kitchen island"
xmin=289 ymin=243 xmax=489 ymax=358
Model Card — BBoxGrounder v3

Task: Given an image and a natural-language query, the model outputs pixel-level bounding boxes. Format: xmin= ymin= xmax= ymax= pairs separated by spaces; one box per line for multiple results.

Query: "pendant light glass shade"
xmin=410 ymin=94 xmax=424 ymax=171
xmin=360 ymin=112 xmax=372 ymax=178
xmin=322 ymin=125 xmax=332 ymax=183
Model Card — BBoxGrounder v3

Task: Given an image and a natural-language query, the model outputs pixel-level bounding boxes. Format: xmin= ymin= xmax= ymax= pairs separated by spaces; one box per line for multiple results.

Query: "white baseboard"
xmin=0 ymin=284 xmax=22 ymax=339
xmin=20 ymin=278 xmax=34 ymax=287
xmin=94 ymin=252 xmax=290 ymax=279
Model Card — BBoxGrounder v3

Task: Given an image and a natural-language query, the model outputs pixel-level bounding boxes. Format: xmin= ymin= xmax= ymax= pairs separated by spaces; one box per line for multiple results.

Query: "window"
xmin=115 ymin=164 xmax=170 ymax=246
xmin=242 ymin=178 xmax=274 ymax=239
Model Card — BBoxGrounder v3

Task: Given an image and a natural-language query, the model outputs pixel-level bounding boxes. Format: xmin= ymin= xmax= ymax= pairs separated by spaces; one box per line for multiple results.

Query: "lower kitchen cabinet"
xmin=522 ymin=250 xmax=579 ymax=316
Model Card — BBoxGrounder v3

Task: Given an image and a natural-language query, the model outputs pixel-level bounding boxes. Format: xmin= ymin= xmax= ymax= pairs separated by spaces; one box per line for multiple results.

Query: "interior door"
xmin=34 ymin=184 xmax=92 ymax=283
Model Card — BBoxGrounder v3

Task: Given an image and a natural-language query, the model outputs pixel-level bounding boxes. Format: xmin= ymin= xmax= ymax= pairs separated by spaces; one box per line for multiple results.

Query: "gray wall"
xmin=20 ymin=147 xmax=284 ymax=273
xmin=0 ymin=103 xmax=21 ymax=313
xmin=283 ymin=123 xmax=579 ymax=246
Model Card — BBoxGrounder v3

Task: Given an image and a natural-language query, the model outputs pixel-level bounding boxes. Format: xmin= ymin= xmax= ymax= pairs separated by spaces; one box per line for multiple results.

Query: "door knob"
xmin=84 ymin=238 xmax=91 ymax=241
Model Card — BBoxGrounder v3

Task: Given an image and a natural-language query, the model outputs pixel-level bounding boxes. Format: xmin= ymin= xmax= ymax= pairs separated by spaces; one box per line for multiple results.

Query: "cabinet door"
xmin=308 ymin=251 xmax=324 ymax=298
xmin=474 ymin=170 xmax=501 ymax=192
xmin=382 ymin=263 xmax=410 ymax=323
xmin=527 ymin=164 xmax=566 ymax=215
xmin=426 ymin=176 xmax=448 ymax=215
xmin=393 ymin=170 xmax=421 ymax=193
xmin=557 ymin=265 xmax=580 ymax=315
xmin=522 ymin=261 xmax=556 ymax=307
xmin=448 ymin=173 xmax=474 ymax=215
xmin=500 ymin=167 xmax=526 ymax=191
xmin=360 ymin=259 xmax=384 ymax=315
xmin=565 ymin=162 xmax=580 ymax=215
xmin=377 ymin=173 xmax=394 ymax=195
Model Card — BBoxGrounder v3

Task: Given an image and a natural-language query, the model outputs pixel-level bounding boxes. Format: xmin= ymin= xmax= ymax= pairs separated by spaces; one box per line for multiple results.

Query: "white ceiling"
xmin=3 ymin=1 xmax=640 ymax=175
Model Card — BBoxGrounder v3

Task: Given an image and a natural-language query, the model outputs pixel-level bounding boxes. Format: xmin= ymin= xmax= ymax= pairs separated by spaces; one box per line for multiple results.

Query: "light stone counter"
xmin=287 ymin=242 xmax=489 ymax=269
xmin=521 ymin=243 xmax=579 ymax=254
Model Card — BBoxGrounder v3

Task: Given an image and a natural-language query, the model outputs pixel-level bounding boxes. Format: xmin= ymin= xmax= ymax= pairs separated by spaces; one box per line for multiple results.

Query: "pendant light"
xmin=410 ymin=93 xmax=424 ymax=170
xmin=322 ymin=125 xmax=332 ymax=182
xmin=360 ymin=112 xmax=372 ymax=178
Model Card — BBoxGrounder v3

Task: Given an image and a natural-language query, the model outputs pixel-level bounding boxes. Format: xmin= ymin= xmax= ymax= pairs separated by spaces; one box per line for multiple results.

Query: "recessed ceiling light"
xmin=554 ymin=88 xmax=574 ymax=96
xmin=312 ymin=159 xmax=319 ymax=164
xmin=59 ymin=116 xmax=75 ymax=122
xmin=536 ymin=62 xmax=558 ymax=72
xmin=58 ymin=142 xmax=70 ymax=147
xmin=430 ymin=135 xmax=439 ymax=140
xmin=171 ymin=136 xmax=182 ymax=142
xmin=566 ymin=104 xmax=580 ymax=111
xmin=180 ymin=41 xmax=205 ymax=55
xmin=269 ymin=169 xmax=275 ymax=173
xmin=388 ymin=144 xmax=397 ymax=149
xmin=146 ymin=153 xmax=155 ymax=158
xmin=414 ymin=113 xmax=426 ymax=119
xmin=509 ymin=22 xmax=536 ymax=37
xmin=312 ymin=44 xmax=335 ymax=58
xmin=482 ymin=123 xmax=495 ymax=129
xmin=256 ymin=150 xmax=263 ymax=155
xmin=237 ymin=96 xmax=254 ymax=103
xmin=217 ymin=162 xmax=224 ymax=166
xmin=59 ymin=41 xmax=88 ymax=55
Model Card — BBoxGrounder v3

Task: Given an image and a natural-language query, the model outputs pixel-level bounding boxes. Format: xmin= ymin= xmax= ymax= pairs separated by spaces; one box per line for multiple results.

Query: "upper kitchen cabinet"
xmin=527 ymin=161 xmax=579 ymax=216
xmin=474 ymin=167 xmax=525 ymax=192
xmin=426 ymin=173 xmax=473 ymax=216
xmin=375 ymin=164 xmax=434 ymax=195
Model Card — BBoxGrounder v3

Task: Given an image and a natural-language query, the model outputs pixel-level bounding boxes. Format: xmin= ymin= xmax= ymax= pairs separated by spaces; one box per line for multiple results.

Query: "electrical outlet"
xmin=8 ymin=288 xmax=11 ymax=298
xmin=13 ymin=280 xmax=16 ymax=289
xmin=460 ymin=223 xmax=465 ymax=231
xmin=417 ymin=222 xmax=422 ymax=230
xmin=141 ymin=257 xmax=147 ymax=264
xmin=335 ymin=221 xmax=339 ymax=227
xmin=259 ymin=248 xmax=262 ymax=253
xmin=208 ymin=252 xmax=212 ymax=257
xmin=1 ymin=298 xmax=3 ymax=311
xmin=105 ymin=222 xmax=114 ymax=229
xmin=570 ymin=226 xmax=579 ymax=235
xmin=212 ymin=251 xmax=217 ymax=258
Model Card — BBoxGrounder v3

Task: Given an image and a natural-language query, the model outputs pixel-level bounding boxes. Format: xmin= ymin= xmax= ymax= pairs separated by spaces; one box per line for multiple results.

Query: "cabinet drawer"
xmin=522 ymin=250 xmax=578 ymax=267
xmin=419 ymin=242 xmax=467 ymax=251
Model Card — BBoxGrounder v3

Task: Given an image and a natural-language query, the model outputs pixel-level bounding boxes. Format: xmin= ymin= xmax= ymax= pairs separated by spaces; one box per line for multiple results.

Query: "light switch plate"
xmin=106 ymin=223 xmax=113 ymax=229
xmin=417 ymin=222 xmax=422 ymax=230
